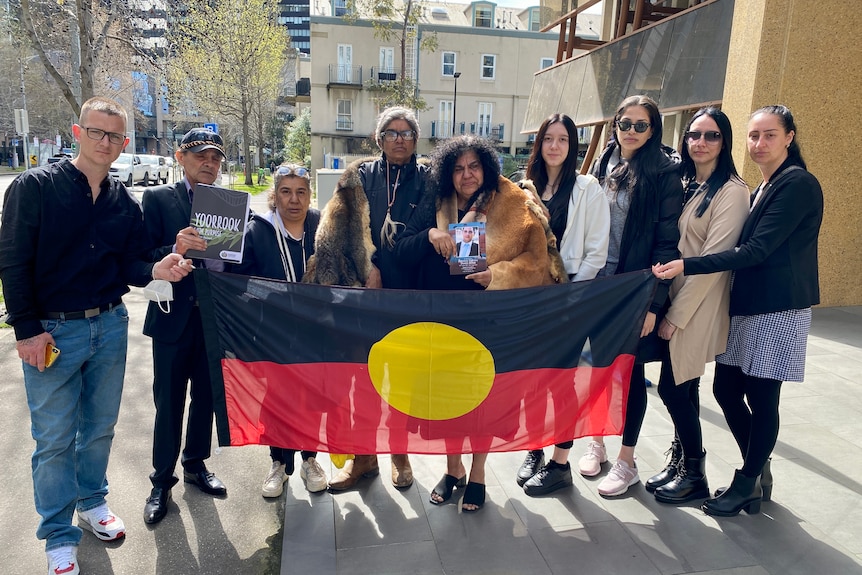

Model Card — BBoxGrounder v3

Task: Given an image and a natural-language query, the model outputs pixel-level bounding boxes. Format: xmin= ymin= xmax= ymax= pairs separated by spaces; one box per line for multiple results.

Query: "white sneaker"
xmin=262 ymin=461 xmax=288 ymax=498
xmin=578 ymin=441 xmax=608 ymax=477
xmin=597 ymin=459 xmax=640 ymax=497
xmin=300 ymin=457 xmax=328 ymax=493
xmin=78 ymin=503 xmax=125 ymax=541
xmin=47 ymin=545 xmax=79 ymax=575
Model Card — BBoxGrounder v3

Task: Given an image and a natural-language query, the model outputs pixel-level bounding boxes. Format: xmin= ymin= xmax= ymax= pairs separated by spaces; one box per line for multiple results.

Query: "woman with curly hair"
xmin=395 ymin=135 xmax=564 ymax=512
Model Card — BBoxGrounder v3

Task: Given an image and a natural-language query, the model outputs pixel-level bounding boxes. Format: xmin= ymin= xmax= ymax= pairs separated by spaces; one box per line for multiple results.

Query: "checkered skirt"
xmin=716 ymin=308 xmax=812 ymax=382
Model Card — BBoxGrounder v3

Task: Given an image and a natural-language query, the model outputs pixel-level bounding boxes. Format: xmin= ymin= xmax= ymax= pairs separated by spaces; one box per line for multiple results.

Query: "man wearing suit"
xmin=456 ymin=226 xmax=480 ymax=257
xmin=141 ymin=128 xmax=228 ymax=525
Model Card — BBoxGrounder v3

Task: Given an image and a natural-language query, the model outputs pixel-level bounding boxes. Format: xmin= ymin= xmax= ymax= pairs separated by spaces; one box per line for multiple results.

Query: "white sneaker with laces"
xmin=262 ymin=461 xmax=288 ymax=498
xmin=300 ymin=457 xmax=328 ymax=493
xmin=597 ymin=459 xmax=640 ymax=497
xmin=47 ymin=545 xmax=79 ymax=575
xmin=78 ymin=503 xmax=125 ymax=541
xmin=577 ymin=441 xmax=608 ymax=477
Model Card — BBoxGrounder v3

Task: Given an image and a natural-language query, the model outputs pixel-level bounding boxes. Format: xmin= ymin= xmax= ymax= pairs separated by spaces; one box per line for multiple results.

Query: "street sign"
xmin=14 ymin=109 xmax=29 ymax=135
xmin=203 ymin=123 xmax=218 ymax=134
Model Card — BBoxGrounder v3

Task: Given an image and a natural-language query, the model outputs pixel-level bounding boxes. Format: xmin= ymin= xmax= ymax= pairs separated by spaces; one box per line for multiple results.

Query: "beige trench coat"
xmin=665 ymin=178 xmax=750 ymax=383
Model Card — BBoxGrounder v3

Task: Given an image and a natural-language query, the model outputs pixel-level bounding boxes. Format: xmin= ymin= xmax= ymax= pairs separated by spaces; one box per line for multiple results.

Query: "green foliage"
xmin=365 ymin=78 xmax=428 ymax=112
xmin=284 ymin=107 xmax=311 ymax=166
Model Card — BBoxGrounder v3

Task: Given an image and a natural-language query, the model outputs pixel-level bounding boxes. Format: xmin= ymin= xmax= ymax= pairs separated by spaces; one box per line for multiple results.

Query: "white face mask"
xmin=143 ymin=280 xmax=174 ymax=314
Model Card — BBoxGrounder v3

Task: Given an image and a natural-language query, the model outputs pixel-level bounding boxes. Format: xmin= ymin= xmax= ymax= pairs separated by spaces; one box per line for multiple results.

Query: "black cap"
xmin=179 ymin=128 xmax=225 ymax=157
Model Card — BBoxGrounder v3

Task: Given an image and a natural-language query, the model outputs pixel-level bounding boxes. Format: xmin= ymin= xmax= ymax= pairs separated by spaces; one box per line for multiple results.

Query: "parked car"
xmin=109 ymin=153 xmax=150 ymax=187
xmin=139 ymin=154 xmax=170 ymax=185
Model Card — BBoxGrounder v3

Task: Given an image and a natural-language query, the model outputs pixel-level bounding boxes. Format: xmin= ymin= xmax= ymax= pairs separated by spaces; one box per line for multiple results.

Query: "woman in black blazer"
xmin=655 ymin=105 xmax=823 ymax=517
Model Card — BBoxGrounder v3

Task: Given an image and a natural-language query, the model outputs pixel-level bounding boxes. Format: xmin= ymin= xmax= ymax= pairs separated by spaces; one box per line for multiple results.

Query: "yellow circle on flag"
xmin=368 ymin=322 xmax=495 ymax=420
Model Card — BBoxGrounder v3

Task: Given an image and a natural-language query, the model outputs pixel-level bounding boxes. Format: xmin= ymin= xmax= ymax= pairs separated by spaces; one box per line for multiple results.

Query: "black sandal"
xmin=461 ymin=482 xmax=486 ymax=512
xmin=430 ymin=474 xmax=466 ymax=505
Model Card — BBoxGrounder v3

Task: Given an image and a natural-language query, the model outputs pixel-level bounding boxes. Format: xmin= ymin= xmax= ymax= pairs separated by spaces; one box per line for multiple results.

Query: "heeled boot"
xmin=645 ymin=439 xmax=682 ymax=493
xmin=714 ymin=457 xmax=772 ymax=500
xmin=702 ymin=469 xmax=761 ymax=517
xmin=654 ymin=451 xmax=709 ymax=504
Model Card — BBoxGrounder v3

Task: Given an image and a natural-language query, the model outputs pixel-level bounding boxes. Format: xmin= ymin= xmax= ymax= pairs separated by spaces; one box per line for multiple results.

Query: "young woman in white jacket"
xmin=515 ymin=113 xmax=610 ymax=496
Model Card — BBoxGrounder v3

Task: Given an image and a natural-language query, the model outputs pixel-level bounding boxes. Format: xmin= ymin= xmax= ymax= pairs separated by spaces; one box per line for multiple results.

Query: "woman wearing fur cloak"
xmin=303 ymin=107 xmax=428 ymax=492
xmin=394 ymin=135 xmax=565 ymax=512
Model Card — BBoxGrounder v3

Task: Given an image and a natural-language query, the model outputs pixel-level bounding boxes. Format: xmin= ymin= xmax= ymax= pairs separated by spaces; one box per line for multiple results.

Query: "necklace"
xmin=380 ymin=161 xmax=406 ymax=248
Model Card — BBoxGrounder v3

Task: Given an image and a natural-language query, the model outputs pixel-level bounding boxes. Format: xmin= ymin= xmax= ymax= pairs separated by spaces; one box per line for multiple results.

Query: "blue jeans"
xmin=23 ymin=305 xmax=129 ymax=550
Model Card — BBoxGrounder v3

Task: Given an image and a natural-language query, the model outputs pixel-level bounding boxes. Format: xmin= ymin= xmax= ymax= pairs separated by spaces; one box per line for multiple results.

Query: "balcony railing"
xmin=430 ymin=121 xmax=503 ymax=140
xmin=369 ymin=67 xmax=399 ymax=84
xmin=328 ymin=65 xmax=363 ymax=86
xmin=336 ymin=118 xmax=354 ymax=131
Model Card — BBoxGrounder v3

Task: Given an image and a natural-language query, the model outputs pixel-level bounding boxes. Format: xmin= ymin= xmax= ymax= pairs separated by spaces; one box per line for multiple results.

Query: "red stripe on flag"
xmin=221 ymin=354 xmax=633 ymax=454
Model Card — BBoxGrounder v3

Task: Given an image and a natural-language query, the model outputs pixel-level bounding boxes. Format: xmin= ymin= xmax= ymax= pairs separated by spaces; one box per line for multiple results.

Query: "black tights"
xmin=657 ymin=357 xmax=702 ymax=459
xmin=713 ymin=362 xmax=782 ymax=478
xmin=622 ymin=364 xmax=648 ymax=447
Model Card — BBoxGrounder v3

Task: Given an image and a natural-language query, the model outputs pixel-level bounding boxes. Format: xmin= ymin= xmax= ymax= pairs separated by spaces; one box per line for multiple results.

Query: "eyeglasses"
xmin=380 ymin=129 xmax=416 ymax=142
xmin=276 ymin=165 xmax=309 ymax=178
xmin=616 ymin=120 xmax=651 ymax=133
xmin=80 ymin=126 xmax=126 ymax=145
xmin=685 ymin=130 xmax=722 ymax=143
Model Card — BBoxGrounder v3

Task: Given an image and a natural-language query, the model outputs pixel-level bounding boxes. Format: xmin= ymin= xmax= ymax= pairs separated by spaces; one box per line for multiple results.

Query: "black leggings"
xmin=622 ymin=363 xmax=648 ymax=447
xmin=657 ymin=356 xmax=702 ymax=458
xmin=713 ymin=362 xmax=781 ymax=478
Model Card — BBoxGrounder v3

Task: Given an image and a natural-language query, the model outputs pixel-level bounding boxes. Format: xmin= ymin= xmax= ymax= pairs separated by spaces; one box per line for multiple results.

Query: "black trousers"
xmin=657 ymin=353 xmax=702 ymax=458
xmin=713 ymin=362 xmax=781 ymax=477
xmin=150 ymin=309 xmax=214 ymax=488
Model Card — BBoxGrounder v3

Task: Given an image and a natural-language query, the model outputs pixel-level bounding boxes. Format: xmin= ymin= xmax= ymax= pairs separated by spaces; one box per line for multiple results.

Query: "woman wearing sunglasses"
xmin=513 ymin=113 xmax=610 ymax=496
xmin=232 ymin=163 xmax=330 ymax=498
xmin=578 ymin=95 xmax=683 ymax=497
xmin=645 ymin=108 xmax=749 ymax=505
xmin=654 ymin=105 xmax=823 ymax=516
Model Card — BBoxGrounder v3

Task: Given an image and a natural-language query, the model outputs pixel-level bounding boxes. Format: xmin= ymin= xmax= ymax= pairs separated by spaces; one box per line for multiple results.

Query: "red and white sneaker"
xmin=47 ymin=545 xmax=79 ymax=575
xmin=78 ymin=503 xmax=126 ymax=541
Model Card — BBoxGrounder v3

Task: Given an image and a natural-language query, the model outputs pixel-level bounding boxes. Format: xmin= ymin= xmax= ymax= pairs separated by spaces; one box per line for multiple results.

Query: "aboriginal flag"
xmin=197 ymin=270 xmax=656 ymax=454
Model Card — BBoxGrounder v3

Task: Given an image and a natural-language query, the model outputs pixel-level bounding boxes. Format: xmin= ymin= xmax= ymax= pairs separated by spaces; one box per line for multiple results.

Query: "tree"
xmin=168 ymin=0 xmax=290 ymax=185
xmin=284 ymin=107 xmax=310 ymax=167
xmin=11 ymin=0 xmax=142 ymax=118
xmin=343 ymin=0 xmax=437 ymax=111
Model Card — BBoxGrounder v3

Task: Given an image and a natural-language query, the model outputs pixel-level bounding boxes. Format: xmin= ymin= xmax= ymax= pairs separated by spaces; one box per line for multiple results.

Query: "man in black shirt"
xmin=0 ymin=96 xmax=191 ymax=575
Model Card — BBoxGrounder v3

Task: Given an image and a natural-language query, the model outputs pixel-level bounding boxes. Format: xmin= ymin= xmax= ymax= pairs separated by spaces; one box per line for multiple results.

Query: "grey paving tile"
xmin=337 ymin=540 xmax=443 ymax=575
xmin=282 ymin=497 xmax=336 ymax=575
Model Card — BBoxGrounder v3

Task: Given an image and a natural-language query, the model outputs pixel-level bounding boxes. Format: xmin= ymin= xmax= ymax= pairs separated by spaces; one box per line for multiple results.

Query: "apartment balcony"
xmin=369 ymin=67 xmax=399 ymax=84
xmin=328 ymin=65 xmax=363 ymax=89
xmin=429 ymin=121 xmax=504 ymax=141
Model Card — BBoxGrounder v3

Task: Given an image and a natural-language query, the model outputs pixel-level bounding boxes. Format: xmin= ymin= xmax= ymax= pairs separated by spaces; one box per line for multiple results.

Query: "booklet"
xmin=187 ymin=183 xmax=250 ymax=263
xmin=448 ymin=222 xmax=488 ymax=275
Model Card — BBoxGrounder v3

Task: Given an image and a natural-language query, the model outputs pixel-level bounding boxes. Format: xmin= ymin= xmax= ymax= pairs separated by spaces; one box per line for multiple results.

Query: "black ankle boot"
xmin=714 ymin=457 xmax=772 ymax=500
xmin=702 ymin=470 xmax=762 ymax=517
xmin=654 ymin=452 xmax=709 ymax=504
xmin=645 ymin=440 xmax=682 ymax=493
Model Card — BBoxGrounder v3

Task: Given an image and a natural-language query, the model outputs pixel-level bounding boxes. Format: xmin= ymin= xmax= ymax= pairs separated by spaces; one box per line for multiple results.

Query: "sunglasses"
xmin=380 ymin=129 xmax=416 ymax=142
xmin=685 ymin=130 xmax=722 ymax=143
xmin=80 ymin=126 xmax=126 ymax=145
xmin=276 ymin=165 xmax=309 ymax=178
xmin=616 ymin=119 xmax=651 ymax=133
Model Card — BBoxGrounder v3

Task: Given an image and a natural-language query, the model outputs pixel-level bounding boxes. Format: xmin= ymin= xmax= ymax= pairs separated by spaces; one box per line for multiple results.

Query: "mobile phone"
xmin=45 ymin=344 xmax=60 ymax=368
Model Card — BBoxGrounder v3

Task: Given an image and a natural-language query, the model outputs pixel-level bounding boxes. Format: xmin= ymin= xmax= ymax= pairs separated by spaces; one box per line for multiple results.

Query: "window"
xmin=540 ymin=57 xmax=554 ymax=70
xmin=477 ymin=102 xmax=492 ymax=137
xmin=337 ymin=100 xmax=353 ymax=130
xmin=439 ymin=100 xmax=454 ymax=137
xmin=337 ymin=44 xmax=353 ymax=83
xmin=474 ymin=4 xmax=492 ymax=28
xmin=442 ymin=52 xmax=456 ymax=77
xmin=481 ymin=54 xmax=496 ymax=80
xmin=333 ymin=0 xmax=349 ymax=16
xmin=529 ymin=8 xmax=541 ymax=31
xmin=379 ymin=47 xmax=395 ymax=80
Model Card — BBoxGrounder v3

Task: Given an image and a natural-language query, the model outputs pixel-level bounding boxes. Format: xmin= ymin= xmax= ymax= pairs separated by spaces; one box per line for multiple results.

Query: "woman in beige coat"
xmin=646 ymin=108 xmax=749 ymax=503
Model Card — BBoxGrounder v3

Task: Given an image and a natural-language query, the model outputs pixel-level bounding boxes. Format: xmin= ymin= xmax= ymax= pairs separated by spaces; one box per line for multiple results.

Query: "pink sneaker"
xmin=577 ymin=441 xmax=608 ymax=477
xmin=597 ymin=459 xmax=640 ymax=496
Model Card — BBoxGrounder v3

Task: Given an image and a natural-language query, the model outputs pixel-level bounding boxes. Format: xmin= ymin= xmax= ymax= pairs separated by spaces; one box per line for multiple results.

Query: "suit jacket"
xmin=455 ymin=241 xmax=480 ymax=257
xmin=141 ymin=181 xmax=198 ymax=342
xmin=685 ymin=158 xmax=822 ymax=316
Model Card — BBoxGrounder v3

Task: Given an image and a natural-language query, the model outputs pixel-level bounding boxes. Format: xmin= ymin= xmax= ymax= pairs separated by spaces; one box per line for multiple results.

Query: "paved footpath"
xmin=1 ymin=179 xmax=861 ymax=573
